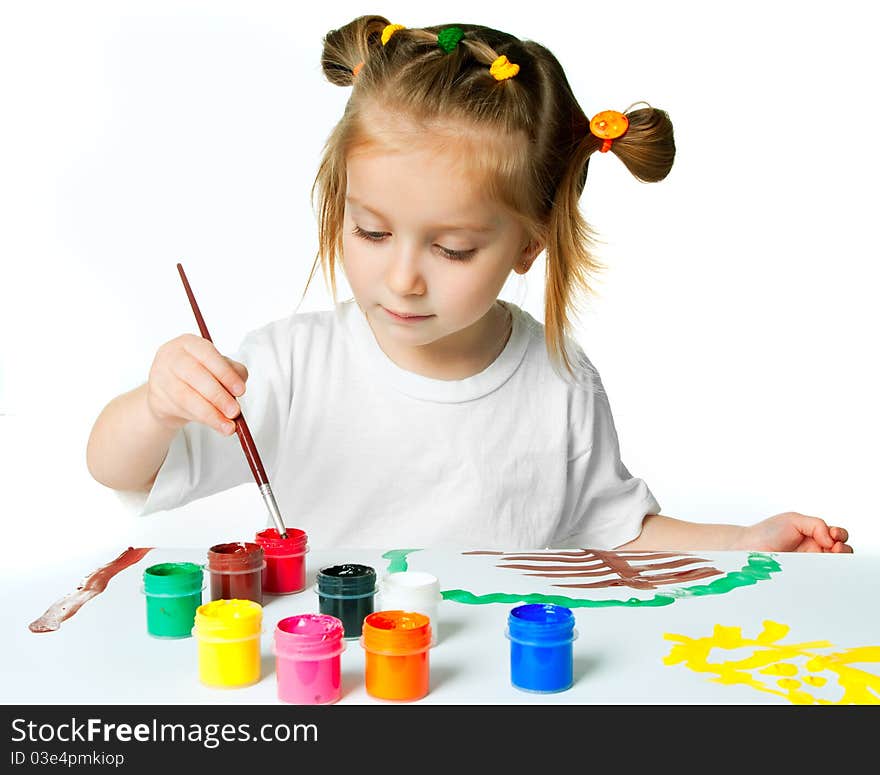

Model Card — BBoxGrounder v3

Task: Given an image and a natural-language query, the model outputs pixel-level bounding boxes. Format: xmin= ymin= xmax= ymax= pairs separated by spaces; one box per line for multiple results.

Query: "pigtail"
xmin=320 ymin=15 xmax=390 ymax=86
xmin=589 ymin=103 xmax=676 ymax=183
xmin=544 ymin=102 xmax=674 ymax=380
xmin=544 ymin=130 xmax=604 ymax=380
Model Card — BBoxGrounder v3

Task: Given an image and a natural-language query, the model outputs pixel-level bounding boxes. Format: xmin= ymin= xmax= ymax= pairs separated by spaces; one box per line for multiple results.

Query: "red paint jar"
xmin=254 ymin=528 xmax=309 ymax=595
xmin=207 ymin=542 xmax=265 ymax=605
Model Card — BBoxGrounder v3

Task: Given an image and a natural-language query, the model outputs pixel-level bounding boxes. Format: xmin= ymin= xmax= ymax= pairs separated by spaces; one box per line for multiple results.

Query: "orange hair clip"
xmin=589 ymin=109 xmax=629 ymax=153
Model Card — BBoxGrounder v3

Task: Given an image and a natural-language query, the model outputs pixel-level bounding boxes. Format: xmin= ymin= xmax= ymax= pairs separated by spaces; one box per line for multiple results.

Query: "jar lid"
xmin=360 ymin=610 xmax=432 ymax=655
xmin=274 ymin=614 xmax=346 ymax=659
xmin=193 ymin=598 xmax=262 ymax=639
xmin=378 ymin=571 xmax=442 ymax=608
xmin=254 ymin=527 xmax=309 ymax=555
xmin=507 ymin=603 xmax=576 ymax=645
xmin=143 ymin=562 xmax=203 ymax=595
xmin=207 ymin=542 xmax=265 ymax=572
xmin=317 ymin=563 xmax=376 ymax=596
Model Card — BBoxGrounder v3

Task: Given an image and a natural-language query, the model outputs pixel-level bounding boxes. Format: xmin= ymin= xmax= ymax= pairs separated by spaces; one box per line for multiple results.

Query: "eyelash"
xmin=351 ymin=225 xmax=476 ymax=261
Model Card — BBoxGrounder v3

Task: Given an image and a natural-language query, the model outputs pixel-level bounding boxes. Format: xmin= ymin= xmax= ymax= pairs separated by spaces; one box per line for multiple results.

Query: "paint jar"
xmin=192 ymin=598 xmax=263 ymax=689
xmin=316 ymin=563 xmax=376 ymax=640
xmin=273 ymin=614 xmax=345 ymax=705
xmin=360 ymin=610 xmax=432 ymax=702
xmin=377 ymin=571 xmax=442 ymax=646
xmin=142 ymin=562 xmax=204 ymax=639
xmin=254 ymin=527 xmax=308 ymax=595
xmin=506 ymin=603 xmax=578 ymax=694
xmin=207 ymin=542 xmax=265 ymax=605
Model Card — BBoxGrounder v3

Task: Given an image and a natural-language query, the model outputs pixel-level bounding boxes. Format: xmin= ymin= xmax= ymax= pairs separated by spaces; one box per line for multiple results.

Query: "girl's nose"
xmin=385 ymin=242 xmax=427 ymax=296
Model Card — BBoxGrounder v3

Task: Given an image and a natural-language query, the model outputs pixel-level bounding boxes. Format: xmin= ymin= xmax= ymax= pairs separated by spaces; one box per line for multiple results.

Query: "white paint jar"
xmin=377 ymin=571 xmax=442 ymax=647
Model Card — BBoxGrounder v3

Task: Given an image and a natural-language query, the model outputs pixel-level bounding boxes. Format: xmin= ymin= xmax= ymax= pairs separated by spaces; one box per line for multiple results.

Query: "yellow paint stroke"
xmin=663 ymin=620 xmax=880 ymax=705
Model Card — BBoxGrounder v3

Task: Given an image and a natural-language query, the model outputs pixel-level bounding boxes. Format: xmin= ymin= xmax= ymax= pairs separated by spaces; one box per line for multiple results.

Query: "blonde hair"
xmin=304 ymin=15 xmax=675 ymax=378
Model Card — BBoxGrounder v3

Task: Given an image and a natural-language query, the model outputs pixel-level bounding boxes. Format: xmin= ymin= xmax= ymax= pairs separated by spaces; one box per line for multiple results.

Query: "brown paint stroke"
xmin=485 ymin=550 xmax=702 ymax=563
xmin=502 ymin=557 xmax=713 ymax=576
xmin=462 ymin=549 xmax=696 ymax=558
xmin=28 ymin=546 xmax=153 ymax=633
xmin=462 ymin=548 xmax=723 ymax=591
xmin=552 ymin=567 xmax=722 ymax=590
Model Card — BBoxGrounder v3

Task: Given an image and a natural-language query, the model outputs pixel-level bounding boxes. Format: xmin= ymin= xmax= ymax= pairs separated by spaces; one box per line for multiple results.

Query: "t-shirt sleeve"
xmin=553 ymin=360 xmax=660 ymax=549
xmin=131 ymin=322 xmax=293 ymax=516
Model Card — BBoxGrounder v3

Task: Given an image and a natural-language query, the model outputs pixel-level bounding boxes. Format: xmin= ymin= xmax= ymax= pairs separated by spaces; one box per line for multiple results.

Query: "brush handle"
xmin=176 ymin=262 xmax=287 ymax=537
xmin=233 ymin=412 xmax=268 ymax=486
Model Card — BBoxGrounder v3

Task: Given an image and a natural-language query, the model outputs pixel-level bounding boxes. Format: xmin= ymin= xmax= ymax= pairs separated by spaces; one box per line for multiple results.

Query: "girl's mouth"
xmin=384 ymin=307 xmax=433 ymax=322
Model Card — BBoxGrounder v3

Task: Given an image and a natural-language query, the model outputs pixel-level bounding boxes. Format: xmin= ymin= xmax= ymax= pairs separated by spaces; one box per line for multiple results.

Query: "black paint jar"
xmin=316 ymin=564 xmax=377 ymax=640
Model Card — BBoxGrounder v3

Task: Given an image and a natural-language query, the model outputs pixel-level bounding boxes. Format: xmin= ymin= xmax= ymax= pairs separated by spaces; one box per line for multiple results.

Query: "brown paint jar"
xmin=207 ymin=542 xmax=265 ymax=605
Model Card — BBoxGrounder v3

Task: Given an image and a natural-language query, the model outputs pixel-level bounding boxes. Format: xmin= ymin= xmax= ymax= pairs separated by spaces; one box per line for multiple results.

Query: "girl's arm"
xmin=86 ymin=383 xmax=180 ymax=493
xmin=86 ymin=334 xmax=248 ymax=494
xmin=618 ymin=512 xmax=852 ymax=553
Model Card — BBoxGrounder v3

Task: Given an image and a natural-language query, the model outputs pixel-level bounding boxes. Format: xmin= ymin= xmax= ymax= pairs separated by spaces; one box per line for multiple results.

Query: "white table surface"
xmin=5 ymin=545 xmax=879 ymax=705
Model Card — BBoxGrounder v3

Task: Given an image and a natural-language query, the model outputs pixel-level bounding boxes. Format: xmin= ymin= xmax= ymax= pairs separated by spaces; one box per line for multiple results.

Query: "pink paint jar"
xmin=254 ymin=528 xmax=309 ymax=595
xmin=273 ymin=614 xmax=346 ymax=705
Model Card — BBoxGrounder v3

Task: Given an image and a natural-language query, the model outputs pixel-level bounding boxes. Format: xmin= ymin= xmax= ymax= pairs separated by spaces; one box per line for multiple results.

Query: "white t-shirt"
xmin=134 ymin=299 xmax=659 ymax=550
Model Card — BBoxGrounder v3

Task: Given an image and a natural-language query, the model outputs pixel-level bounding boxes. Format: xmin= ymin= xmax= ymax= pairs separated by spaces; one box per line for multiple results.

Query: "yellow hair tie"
xmin=490 ymin=55 xmax=520 ymax=81
xmin=381 ymin=24 xmax=406 ymax=45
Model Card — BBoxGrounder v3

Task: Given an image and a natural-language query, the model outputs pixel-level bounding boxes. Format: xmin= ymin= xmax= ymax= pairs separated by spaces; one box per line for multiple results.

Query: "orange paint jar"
xmin=360 ymin=611 xmax=431 ymax=702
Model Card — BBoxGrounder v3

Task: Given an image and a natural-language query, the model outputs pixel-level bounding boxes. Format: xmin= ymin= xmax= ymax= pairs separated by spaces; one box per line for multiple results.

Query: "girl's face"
xmin=342 ymin=139 xmax=537 ymax=378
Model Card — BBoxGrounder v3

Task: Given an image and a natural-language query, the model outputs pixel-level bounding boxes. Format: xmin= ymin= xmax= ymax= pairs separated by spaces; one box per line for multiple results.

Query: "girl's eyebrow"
xmin=345 ymin=195 xmax=497 ymax=233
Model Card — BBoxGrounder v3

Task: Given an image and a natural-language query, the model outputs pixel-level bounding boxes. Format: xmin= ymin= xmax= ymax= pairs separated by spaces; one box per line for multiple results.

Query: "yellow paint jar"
xmin=192 ymin=598 xmax=263 ymax=689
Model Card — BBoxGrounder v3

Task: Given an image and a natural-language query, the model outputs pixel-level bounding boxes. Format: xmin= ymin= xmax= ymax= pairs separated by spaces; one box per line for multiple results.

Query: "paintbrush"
xmin=176 ymin=262 xmax=289 ymax=539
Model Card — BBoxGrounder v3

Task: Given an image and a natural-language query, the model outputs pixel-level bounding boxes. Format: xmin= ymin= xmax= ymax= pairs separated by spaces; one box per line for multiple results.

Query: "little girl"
xmin=86 ymin=16 xmax=851 ymax=553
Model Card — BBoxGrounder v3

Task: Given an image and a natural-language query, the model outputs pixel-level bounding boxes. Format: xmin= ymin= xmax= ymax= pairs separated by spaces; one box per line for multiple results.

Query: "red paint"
xmin=254 ymin=528 xmax=308 ymax=595
xmin=207 ymin=542 xmax=265 ymax=605
xmin=29 ymin=547 xmax=153 ymax=633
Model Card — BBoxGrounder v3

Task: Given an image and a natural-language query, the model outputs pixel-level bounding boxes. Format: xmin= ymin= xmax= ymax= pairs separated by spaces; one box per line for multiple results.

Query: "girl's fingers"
xmin=148 ymin=336 xmax=246 ymax=433
xmin=225 ymin=357 xmax=249 ymax=388
xmin=829 ymin=526 xmax=849 ymax=543
xmin=791 ymin=514 xmax=834 ymax=549
xmin=182 ymin=336 xmax=247 ymax=398
xmin=173 ymin=354 xmax=241 ymax=422
xmin=174 ymin=379 xmax=237 ymax=434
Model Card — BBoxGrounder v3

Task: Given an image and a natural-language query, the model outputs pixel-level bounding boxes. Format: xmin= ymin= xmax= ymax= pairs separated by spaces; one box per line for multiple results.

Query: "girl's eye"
xmin=351 ymin=225 xmax=476 ymax=262
xmin=352 ymin=225 xmax=386 ymax=242
xmin=439 ymin=246 xmax=476 ymax=261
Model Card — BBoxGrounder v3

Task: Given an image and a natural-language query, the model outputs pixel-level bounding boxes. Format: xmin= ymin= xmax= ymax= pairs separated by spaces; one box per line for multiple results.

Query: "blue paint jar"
xmin=506 ymin=603 xmax=578 ymax=693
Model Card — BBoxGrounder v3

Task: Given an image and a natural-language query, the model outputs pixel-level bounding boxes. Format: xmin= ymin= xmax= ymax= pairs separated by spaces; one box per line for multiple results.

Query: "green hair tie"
xmin=437 ymin=27 xmax=464 ymax=53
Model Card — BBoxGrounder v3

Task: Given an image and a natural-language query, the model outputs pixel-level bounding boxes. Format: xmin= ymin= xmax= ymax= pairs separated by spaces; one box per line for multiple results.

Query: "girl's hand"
xmin=146 ymin=334 xmax=249 ymax=436
xmin=739 ymin=512 xmax=852 ymax=553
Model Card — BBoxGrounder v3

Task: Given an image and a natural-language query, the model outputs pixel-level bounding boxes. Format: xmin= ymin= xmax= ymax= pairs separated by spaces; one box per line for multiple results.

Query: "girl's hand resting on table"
xmin=738 ymin=512 xmax=852 ymax=553
xmin=146 ymin=334 xmax=249 ymax=436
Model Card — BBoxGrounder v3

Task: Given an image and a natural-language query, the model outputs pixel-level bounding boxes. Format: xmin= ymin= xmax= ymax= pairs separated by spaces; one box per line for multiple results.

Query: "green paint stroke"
xmin=438 ymin=553 xmax=782 ymax=608
xmin=381 ymin=549 xmax=423 ymax=574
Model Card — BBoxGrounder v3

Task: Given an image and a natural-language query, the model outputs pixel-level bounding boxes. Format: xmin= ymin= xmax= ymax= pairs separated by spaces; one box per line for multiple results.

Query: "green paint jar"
xmin=143 ymin=562 xmax=204 ymax=639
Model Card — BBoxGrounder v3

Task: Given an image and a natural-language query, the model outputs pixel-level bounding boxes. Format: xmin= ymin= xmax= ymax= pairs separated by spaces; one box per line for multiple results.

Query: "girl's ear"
xmin=514 ymin=240 xmax=545 ymax=274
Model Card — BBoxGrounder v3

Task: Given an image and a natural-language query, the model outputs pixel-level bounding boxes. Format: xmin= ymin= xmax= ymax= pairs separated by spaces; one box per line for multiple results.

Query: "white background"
xmin=2 ymin=0 xmax=878 ymax=568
